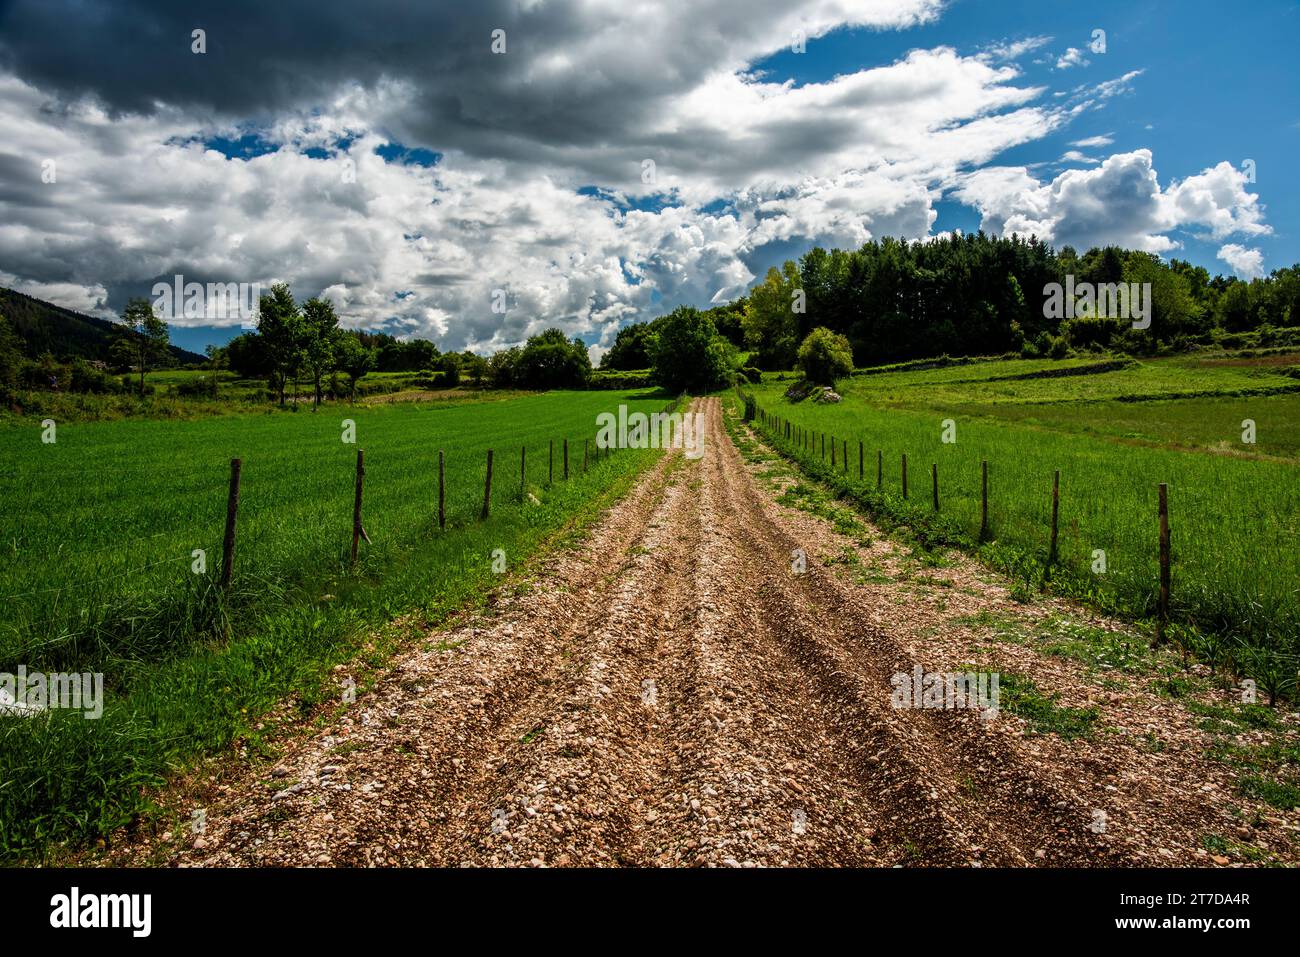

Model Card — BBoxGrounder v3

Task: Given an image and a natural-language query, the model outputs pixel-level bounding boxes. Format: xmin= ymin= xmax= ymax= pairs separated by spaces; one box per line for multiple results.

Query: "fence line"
xmin=745 ymin=399 xmax=1177 ymax=649
xmin=6 ymin=397 xmax=689 ymax=615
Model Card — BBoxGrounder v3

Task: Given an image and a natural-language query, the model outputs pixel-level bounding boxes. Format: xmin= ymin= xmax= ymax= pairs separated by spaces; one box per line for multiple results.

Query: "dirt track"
xmin=124 ymin=398 xmax=1294 ymax=867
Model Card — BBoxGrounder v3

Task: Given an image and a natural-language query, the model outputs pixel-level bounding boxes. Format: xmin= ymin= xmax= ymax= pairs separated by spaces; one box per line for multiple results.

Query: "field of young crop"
xmin=0 ymin=388 xmax=669 ymax=859
xmin=845 ymin=353 xmax=1300 ymax=411
xmin=746 ymin=354 xmax=1300 ymax=700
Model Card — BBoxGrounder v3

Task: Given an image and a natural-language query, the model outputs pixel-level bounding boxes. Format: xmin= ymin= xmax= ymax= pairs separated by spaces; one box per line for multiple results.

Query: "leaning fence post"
xmin=220 ymin=457 xmax=241 ymax=588
xmin=481 ymin=449 xmax=493 ymax=519
xmin=1048 ymin=469 xmax=1060 ymax=565
xmin=351 ymin=449 xmax=366 ymax=565
xmin=1156 ymin=483 xmax=1171 ymax=646
xmin=438 ymin=449 xmax=445 ymax=530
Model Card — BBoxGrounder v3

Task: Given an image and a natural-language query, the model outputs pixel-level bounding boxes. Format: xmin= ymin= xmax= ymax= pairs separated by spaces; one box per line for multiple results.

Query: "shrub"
xmin=796 ymin=327 xmax=854 ymax=387
xmin=173 ymin=374 xmax=218 ymax=398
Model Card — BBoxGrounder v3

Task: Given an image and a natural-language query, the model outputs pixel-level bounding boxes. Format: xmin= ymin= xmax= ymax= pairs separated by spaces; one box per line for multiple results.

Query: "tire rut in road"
xmin=714 ymin=397 xmax=1144 ymax=865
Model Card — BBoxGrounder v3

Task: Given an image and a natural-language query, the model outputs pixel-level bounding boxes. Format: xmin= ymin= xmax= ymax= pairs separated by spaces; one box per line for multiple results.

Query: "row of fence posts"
xmin=216 ymin=433 xmax=620 ymax=588
xmin=216 ymin=394 xmax=685 ymax=590
xmin=754 ymin=405 xmax=1173 ymax=645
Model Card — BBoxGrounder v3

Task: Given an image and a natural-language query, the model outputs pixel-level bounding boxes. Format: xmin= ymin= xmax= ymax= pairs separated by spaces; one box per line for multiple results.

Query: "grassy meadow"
xmin=743 ymin=353 xmax=1300 ymax=699
xmin=0 ymin=388 xmax=668 ymax=860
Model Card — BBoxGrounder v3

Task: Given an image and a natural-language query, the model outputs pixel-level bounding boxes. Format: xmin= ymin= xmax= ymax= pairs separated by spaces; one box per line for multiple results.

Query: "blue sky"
xmin=748 ymin=0 xmax=1298 ymax=276
xmin=0 ymin=0 xmax=1293 ymax=356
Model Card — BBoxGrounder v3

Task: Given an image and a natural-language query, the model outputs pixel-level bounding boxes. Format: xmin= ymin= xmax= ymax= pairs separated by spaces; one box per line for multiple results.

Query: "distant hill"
xmin=0 ymin=287 xmax=206 ymax=365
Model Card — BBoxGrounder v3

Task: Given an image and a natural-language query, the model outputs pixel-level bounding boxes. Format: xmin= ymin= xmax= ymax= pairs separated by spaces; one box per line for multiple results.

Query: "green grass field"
xmin=746 ymin=353 xmax=1300 ymax=700
xmin=0 ymin=388 xmax=669 ymax=860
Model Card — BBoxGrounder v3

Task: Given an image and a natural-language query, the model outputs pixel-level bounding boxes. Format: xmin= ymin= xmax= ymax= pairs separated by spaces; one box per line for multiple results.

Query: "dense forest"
xmin=0 ymin=287 xmax=204 ymax=364
xmin=601 ymin=234 xmax=1300 ymax=371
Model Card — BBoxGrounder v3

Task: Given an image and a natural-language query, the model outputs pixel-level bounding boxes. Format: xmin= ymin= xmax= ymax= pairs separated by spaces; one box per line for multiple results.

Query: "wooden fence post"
xmin=902 ymin=453 xmax=908 ymax=499
xmin=351 ymin=449 xmax=366 ymax=565
xmin=980 ymin=460 xmax=988 ymax=540
xmin=1048 ymin=469 xmax=1060 ymax=565
xmin=220 ymin=458 xmax=241 ymax=588
xmin=481 ymin=449 xmax=493 ymax=519
xmin=438 ymin=449 xmax=445 ymax=530
xmin=1156 ymin=483 xmax=1171 ymax=646
xmin=932 ymin=463 xmax=939 ymax=511
xmin=831 ymin=438 xmax=836 ymax=467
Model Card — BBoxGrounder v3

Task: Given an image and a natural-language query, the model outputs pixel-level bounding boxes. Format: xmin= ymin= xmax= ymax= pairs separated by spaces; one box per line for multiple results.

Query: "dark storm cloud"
xmin=0 ymin=0 xmax=744 ymax=163
xmin=0 ymin=0 xmax=958 ymax=189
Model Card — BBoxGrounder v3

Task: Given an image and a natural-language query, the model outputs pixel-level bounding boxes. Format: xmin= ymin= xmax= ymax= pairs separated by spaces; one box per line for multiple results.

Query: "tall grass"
xmin=0 ymin=389 xmax=668 ymax=860
xmin=742 ymin=371 xmax=1299 ymax=702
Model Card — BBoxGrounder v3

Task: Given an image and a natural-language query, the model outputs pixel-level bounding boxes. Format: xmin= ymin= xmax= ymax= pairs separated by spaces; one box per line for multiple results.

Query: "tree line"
xmin=219 ymin=284 xmax=596 ymax=403
xmin=602 ymin=233 xmax=1300 ymax=375
xmin=5 ymin=233 xmax=1297 ymax=406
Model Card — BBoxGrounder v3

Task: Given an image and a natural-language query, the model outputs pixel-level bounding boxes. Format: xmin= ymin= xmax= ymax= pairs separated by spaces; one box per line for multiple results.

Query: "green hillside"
xmin=0 ymin=286 xmax=206 ymax=364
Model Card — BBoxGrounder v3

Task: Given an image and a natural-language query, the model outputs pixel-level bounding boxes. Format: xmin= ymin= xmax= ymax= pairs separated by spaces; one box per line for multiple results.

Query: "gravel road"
xmin=125 ymin=398 xmax=1293 ymax=867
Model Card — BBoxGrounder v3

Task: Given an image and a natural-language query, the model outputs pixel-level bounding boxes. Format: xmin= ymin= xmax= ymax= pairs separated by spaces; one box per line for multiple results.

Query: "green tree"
xmin=460 ymin=350 xmax=489 ymax=387
xmin=111 ymin=297 xmax=171 ymax=396
xmin=1124 ymin=252 xmax=1200 ymax=338
xmin=705 ymin=297 xmax=749 ymax=349
xmin=515 ymin=328 xmax=592 ymax=389
xmin=742 ymin=263 xmax=801 ymax=369
xmin=486 ymin=346 xmax=522 ymax=387
xmin=0 ymin=314 xmax=23 ymax=395
xmin=437 ymin=352 xmax=462 ymax=387
xmin=256 ymin=283 xmax=306 ymax=405
xmin=224 ymin=331 xmax=273 ymax=380
xmin=301 ymin=297 xmax=340 ymax=408
xmin=796 ymin=326 xmax=854 ymax=387
xmin=333 ymin=332 xmax=376 ymax=400
xmin=600 ymin=322 xmax=654 ymax=370
xmin=1215 ymin=281 xmax=1252 ymax=332
xmin=650 ymin=306 xmax=732 ymax=393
